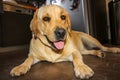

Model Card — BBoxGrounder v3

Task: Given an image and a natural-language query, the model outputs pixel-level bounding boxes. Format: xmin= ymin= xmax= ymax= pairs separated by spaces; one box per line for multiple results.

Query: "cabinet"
xmin=0 ymin=3 xmax=33 ymax=47
xmin=1 ymin=11 xmax=32 ymax=47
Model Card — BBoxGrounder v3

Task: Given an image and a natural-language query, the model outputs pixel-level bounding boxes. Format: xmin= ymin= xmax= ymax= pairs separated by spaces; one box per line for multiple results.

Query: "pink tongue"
xmin=53 ymin=41 xmax=64 ymax=50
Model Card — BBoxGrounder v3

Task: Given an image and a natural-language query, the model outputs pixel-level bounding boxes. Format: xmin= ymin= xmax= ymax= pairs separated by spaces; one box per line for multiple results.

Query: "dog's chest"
xmin=34 ymin=46 xmax=73 ymax=63
xmin=42 ymin=49 xmax=73 ymax=63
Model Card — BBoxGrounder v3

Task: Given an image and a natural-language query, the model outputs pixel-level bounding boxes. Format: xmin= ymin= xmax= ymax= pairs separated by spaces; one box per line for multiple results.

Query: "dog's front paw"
xmin=74 ymin=64 xmax=94 ymax=79
xmin=10 ymin=64 xmax=30 ymax=76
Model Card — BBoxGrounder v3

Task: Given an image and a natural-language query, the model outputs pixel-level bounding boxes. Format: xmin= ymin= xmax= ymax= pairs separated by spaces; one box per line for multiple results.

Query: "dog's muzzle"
xmin=52 ymin=28 xmax=66 ymax=50
xmin=34 ymin=27 xmax=66 ymax=51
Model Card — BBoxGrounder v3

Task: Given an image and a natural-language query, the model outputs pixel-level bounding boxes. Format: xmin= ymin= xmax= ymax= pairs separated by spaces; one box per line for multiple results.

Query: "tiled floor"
xmin=0 ymin=45 xmax=120 ymax=80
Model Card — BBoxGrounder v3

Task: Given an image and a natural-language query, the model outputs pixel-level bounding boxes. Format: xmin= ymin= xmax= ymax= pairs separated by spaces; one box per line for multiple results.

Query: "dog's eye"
xmin=43 ymin=17 xmax=51 ymax=22
xmin=60 ymin=15 xmax=66 ymax=20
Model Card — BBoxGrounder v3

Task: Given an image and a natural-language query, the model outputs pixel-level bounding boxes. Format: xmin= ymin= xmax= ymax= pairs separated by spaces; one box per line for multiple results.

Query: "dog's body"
xmin=10 ymin=5 xmax=120 ymax=79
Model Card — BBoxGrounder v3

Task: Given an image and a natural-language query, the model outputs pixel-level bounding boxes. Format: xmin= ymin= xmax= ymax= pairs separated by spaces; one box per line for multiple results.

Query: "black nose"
xmin=55 ymin=28 xmax=66 ymax=40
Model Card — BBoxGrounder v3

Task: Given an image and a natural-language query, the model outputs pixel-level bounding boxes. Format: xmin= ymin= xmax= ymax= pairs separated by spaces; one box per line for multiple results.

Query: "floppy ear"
xmin=67 ymin=14 xmax=72 ymax=32
xmin=30 ymin=9 xmax=39 ymax=36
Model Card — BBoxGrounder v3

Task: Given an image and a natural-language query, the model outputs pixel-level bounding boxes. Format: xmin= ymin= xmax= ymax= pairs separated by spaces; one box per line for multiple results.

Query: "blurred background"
xmin=0 ymin=0 xmax=120 ymax=48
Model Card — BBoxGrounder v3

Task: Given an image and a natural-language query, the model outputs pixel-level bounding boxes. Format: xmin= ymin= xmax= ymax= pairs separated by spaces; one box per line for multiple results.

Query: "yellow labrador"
xmin=10 ymin=5 xmax=120 ymax=79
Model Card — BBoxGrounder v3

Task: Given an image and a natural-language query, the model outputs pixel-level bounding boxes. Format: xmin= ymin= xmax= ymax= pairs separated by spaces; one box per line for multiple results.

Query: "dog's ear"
xmin=66 ymin=14 xmax=72 ymax=32
xmin=30 ymin=9 xmax=39 ymax=36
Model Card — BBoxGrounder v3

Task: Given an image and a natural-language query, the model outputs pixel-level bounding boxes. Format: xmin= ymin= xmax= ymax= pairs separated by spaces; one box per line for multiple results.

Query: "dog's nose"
xmin=55 ymin=28 xmax=66 ymax=40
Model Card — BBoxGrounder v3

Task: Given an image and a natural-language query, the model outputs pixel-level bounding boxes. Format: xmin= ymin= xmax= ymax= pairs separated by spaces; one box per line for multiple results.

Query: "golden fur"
xmin=10 ymin=5 xmax=120 ymax=79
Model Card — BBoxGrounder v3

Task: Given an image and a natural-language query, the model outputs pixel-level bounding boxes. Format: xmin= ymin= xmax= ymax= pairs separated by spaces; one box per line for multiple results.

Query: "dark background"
xmin=0 ymin=0 xmax=120 ymax=47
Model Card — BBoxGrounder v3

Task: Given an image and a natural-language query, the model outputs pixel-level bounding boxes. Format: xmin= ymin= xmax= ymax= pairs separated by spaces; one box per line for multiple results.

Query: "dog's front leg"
xmin=72 ymin=51 xmax=94 ymax=79
xmin=10 ymin=55 xmax=34 ymax=76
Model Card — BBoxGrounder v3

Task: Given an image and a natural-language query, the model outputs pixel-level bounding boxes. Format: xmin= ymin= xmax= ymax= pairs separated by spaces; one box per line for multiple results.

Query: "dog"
xmin=10 ymin=5 xmax=120 ymax=79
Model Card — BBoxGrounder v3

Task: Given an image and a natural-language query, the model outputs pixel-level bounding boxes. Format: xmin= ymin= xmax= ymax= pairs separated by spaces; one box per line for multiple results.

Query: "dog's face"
xmin=30 ymin=5 xmax=71 ymax=50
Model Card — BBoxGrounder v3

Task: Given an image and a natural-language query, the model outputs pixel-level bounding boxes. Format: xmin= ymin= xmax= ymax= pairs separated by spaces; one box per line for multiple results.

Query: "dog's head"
xmin=30 ymin=5 xmax=71 ymax=51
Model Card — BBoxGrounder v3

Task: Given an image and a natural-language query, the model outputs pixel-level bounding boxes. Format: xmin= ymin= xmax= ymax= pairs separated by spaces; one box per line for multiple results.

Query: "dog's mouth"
xmin=44 ymin=35 xmax=65 ymax=51
xmin=53 ymin=40 xmax=64 ymax=50
xmin=49 ymin=40 xmax=65 ymax=51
